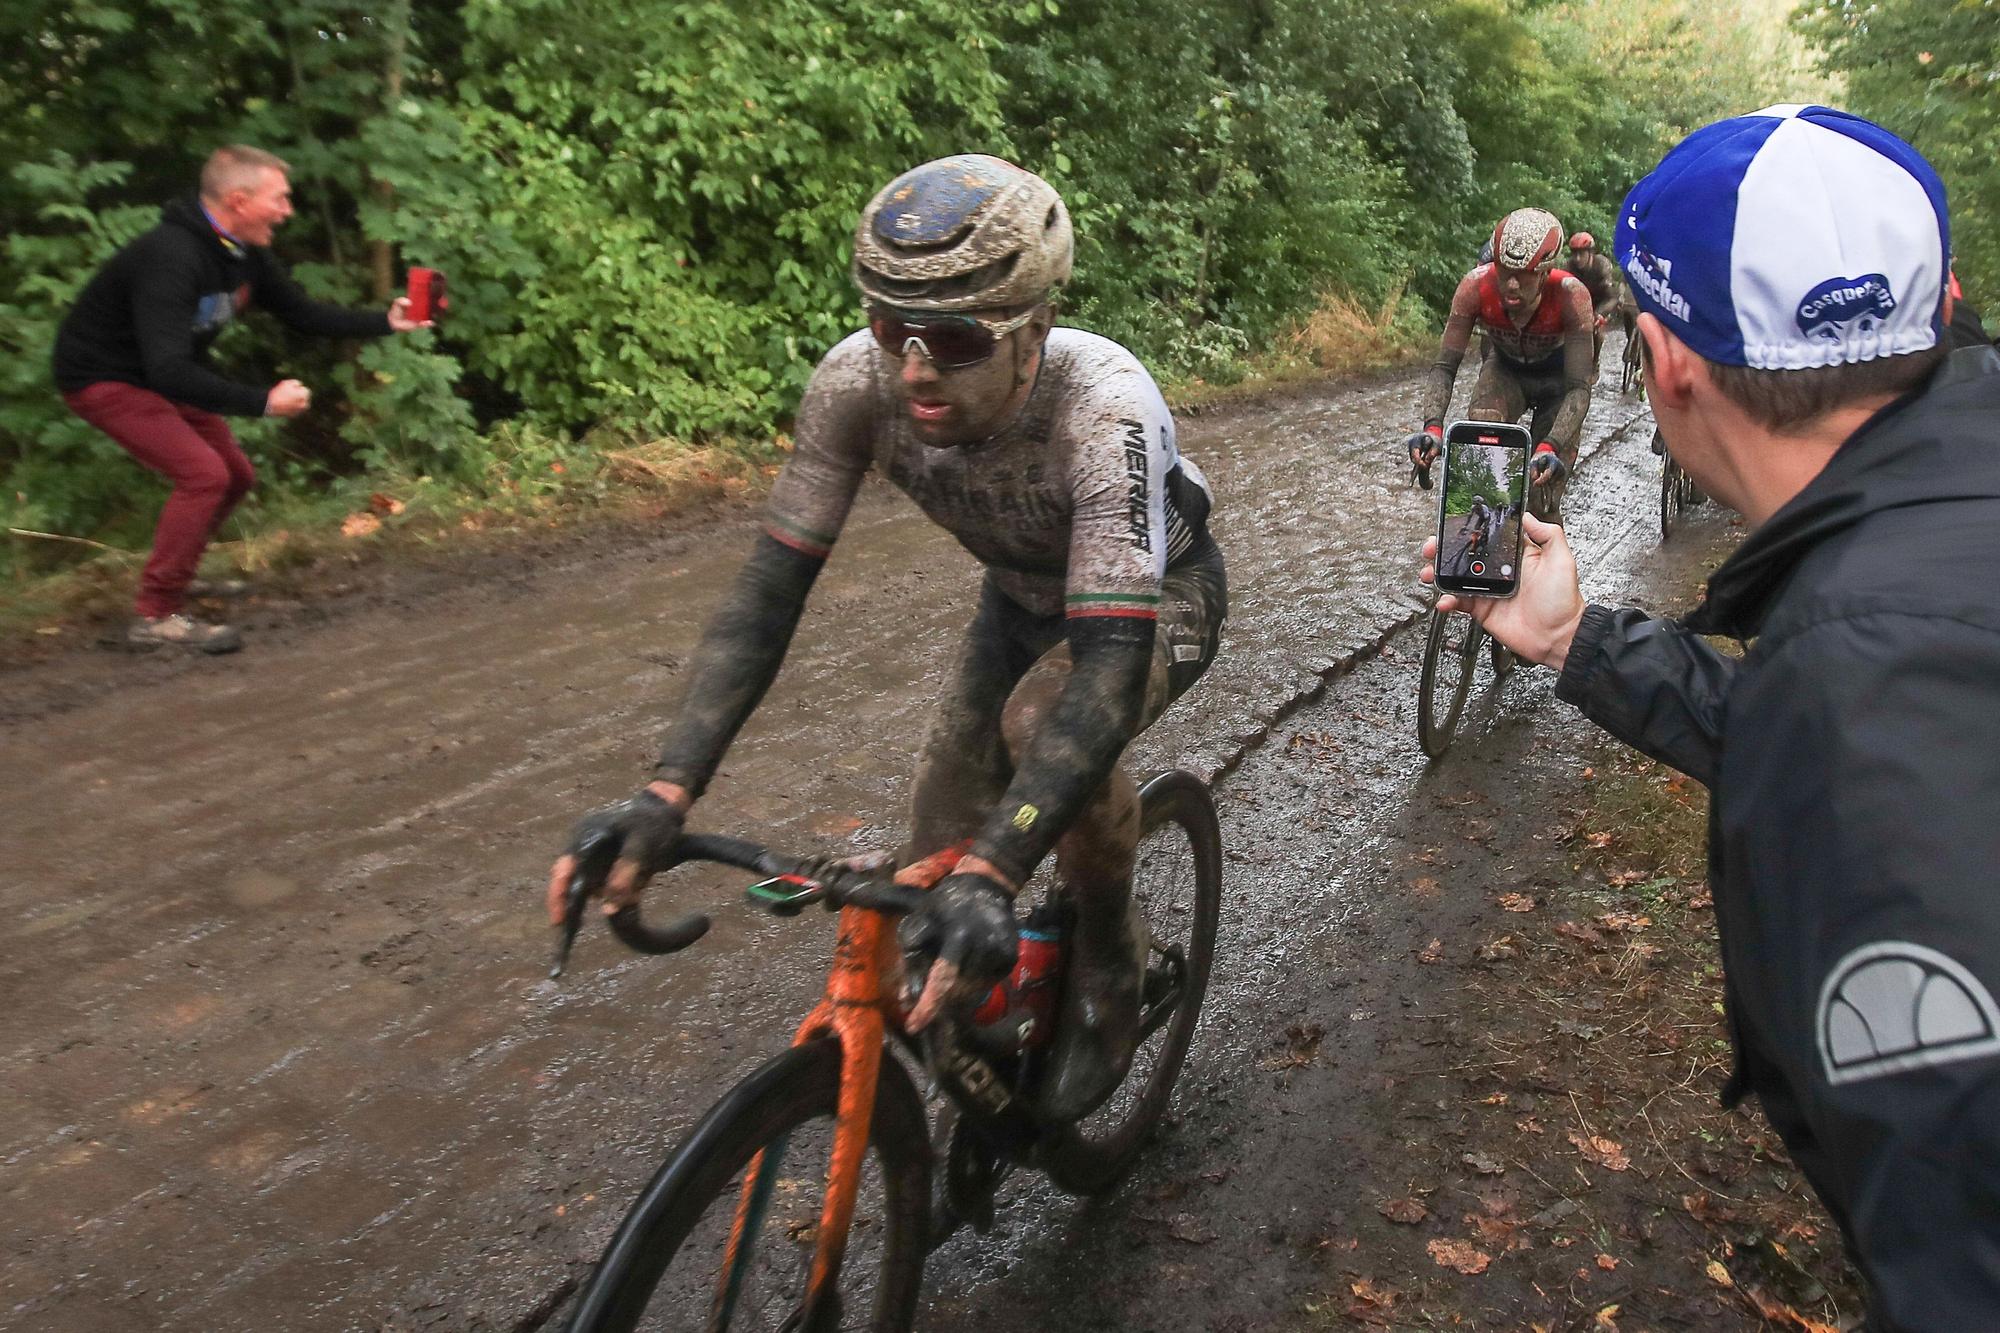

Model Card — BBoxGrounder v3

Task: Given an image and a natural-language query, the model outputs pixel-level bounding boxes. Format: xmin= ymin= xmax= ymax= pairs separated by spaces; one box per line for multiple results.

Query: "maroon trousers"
xmin=64 ymin=382 xmax=256 ymax=619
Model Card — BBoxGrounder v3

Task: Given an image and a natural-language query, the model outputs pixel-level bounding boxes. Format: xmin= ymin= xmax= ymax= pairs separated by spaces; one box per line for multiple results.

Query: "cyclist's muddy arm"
xmin=1420 ymin=273 xmax=1482 ymax=428
xmin=1554 ymin=605 xmax=1734 ymax=786
xmin=652 ymin=344 xmax=874 ymax=799
xmin=1547 ymin=278 xmax=1597 ymax=454
xmin=969 ymin=615 xmax=1155 ymax=887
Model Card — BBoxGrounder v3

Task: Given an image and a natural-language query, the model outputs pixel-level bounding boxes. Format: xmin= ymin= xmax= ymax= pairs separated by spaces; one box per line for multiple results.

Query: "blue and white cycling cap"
xmin=1615 ymin=105 xmax=1949 ymax=370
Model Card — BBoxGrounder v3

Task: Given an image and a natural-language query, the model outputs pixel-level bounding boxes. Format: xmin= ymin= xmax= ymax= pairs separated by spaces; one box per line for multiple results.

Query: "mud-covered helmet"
xmin=852 ymin=155 xmax=1073 ymax=314
xmin=1491 ymin=208 xmax=1564 ymax=273
xmin=1568 ymin=230 xmax=1596 ymax=253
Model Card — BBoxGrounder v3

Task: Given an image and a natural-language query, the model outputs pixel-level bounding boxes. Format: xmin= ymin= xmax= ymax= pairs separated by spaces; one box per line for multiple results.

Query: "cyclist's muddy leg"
xmin=995 ymin=544 xmax=1226 ymax=1120
xmin=999 ymin=649 xmax=1148 ymax=1120
xmin=1467 ymin=351 xmax=1527 ymax=426
xmin=906 ymin=577 xmax=1059 ymax=860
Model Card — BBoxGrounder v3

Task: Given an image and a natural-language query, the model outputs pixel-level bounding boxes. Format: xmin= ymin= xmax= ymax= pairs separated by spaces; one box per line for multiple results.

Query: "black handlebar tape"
xmin=605 ymin=904 xmax=712 ymax=955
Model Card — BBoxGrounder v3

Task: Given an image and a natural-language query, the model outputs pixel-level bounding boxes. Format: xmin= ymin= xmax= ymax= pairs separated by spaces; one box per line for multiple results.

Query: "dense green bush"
xmin=1795 ymin=0 xmax=2000 ymax=319
xmin=1 ymin=0 xmax=1825 ymax=569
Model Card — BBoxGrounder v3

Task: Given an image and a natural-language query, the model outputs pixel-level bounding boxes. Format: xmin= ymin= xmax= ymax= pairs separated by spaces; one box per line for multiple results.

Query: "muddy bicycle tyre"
xmin=563 ymin=1038 xmax=932 ymax=1333
xmin=1041 ymin=770 xmax=1221 ymax=1195
xmin=1661 ymin=448 xmax=1690 ymax=540
xmin=1416 ymin=605 xmax=1483 ymax=758
xmin=1620 ymin=335 xmax=1642 ymax=395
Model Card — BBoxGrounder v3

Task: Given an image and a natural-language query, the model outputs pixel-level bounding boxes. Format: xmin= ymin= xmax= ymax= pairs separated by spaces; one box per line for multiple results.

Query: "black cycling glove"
xmin=564 ymin=789 xmax=686 ymax=894
xmin=1405 ymin=427 xmax=1442 ymax=488
xmin=902 ymin=871 xmax=1019 ymax=997
xmin=1528 ymin=443 xmax=1568 ymax=487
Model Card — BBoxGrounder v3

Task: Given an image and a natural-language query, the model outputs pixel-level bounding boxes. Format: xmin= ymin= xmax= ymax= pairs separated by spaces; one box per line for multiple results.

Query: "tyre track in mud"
xmin=0 ymin=347 xmax=1655 ymax=1331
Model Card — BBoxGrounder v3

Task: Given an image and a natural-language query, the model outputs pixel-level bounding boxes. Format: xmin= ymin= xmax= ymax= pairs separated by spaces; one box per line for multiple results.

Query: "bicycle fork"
xmin=711 ymin=845 xmax=960 ymax=1332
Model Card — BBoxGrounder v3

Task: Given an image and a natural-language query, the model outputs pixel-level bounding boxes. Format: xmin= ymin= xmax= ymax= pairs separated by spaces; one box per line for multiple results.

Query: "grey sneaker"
xmin=128 ymin=613 xmax=243 ymax=654
xmin=187 ymin=576 xmax=252 ymax=598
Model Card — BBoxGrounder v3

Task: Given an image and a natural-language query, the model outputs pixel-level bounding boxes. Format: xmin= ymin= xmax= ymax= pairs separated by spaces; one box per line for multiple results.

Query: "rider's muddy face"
xmin=1496 ymin=264 xmax=1546 ymax=312
xmin=891 ymin=308 xmax=1053 ymax=446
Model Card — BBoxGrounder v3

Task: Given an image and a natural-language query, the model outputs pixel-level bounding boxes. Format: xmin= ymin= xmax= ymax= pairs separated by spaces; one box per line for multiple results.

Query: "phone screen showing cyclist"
xmin=1434 ymin=419 xmax=1530 ymax=598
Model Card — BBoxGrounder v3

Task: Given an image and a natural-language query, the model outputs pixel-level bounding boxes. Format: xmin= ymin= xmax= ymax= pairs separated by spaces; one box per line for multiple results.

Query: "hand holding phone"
xmin=1433 ymin=419 xmax=1530 ymax=599
xmin=405 ymin=267 xmax=448 ymax=324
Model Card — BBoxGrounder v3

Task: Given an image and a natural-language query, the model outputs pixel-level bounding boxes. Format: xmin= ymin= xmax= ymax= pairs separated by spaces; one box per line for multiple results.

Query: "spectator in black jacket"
xmin=1426 ymin=106 xmax=2000 ymax=1328
xmin=53 ymin=144 xmax=428 ymax=652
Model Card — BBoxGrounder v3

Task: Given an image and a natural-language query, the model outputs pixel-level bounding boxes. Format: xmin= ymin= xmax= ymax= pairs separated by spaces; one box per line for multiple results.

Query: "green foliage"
xmin=1795 ymin=0 xmax=2000 ymax=314
xmin=0 ymin=155 xmax=174 ymax=561
xmin=3 ymin=0 xmax=1826 ymax=571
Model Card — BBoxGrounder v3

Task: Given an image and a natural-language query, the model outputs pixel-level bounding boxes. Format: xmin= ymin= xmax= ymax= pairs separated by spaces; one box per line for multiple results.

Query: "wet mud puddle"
xmin=0 ymin=345 xmax=1706 ymax=1330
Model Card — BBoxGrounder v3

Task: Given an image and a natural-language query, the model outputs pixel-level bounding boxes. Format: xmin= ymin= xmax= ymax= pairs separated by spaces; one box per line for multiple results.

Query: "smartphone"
xmin=406 ymin=267 xmax=447 ymax=323
xmin=1434 ymin=419 xmax=1530 ymax=598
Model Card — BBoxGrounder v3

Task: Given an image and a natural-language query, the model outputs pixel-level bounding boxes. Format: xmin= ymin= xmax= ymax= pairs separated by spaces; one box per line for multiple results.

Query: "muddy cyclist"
xmin=547 ymin=155 xmax=1226 ymax=1122
xmin=1404 ymin=207 xmax=1596 ymax=522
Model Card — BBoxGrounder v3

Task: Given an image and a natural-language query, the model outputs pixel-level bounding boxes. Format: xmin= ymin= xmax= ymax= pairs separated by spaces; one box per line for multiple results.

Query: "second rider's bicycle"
xmin=554 ymin=770 xmax=1222 ymax=1332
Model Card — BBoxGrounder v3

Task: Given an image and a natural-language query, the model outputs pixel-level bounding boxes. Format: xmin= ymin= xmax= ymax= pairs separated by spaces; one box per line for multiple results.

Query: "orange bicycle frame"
xmin=711 ymin=842 xmax=966 ymax=1329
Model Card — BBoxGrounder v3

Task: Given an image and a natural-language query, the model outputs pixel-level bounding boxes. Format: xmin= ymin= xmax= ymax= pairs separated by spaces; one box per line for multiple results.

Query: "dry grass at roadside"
xmin=1168 ymin=285 xmax=1429 ymax=413
xmin=0 ymin=435 xmax=784 ymax=651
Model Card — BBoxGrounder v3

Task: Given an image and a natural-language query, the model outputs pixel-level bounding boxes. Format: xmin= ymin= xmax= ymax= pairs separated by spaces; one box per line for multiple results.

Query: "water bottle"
xmin=968 ymin=904 xmax=1065 ymax=1054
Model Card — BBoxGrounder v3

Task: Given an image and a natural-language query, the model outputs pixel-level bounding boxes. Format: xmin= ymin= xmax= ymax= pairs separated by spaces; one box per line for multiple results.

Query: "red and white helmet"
xmin=1568 ymin=230 xmax=1596 ymax=253
xmin=1491 ymin=208 xmax=1564 ymax=273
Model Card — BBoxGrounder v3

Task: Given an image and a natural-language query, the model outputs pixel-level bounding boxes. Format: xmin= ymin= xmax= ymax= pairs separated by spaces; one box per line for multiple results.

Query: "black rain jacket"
xmin=1556 ymin=345 xmax=2000 ymax=1329
xmin=53 ymin=196 xmax=389 ymax=417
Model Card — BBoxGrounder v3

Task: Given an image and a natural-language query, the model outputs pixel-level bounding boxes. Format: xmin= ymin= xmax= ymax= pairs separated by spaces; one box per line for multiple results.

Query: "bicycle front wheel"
xmin=1660 ymin=450 xmax=1684 ymax=540
xmin=1042 ymin=770 xmax=1222 ymax=1194
xmin=565 ymin=1039 xmax=932 ymax=1333
xmin=1416 ymin=606 xmax=1483 ymax=758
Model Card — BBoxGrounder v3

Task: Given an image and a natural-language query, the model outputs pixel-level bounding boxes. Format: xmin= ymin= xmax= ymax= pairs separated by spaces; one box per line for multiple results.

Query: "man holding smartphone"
xmin=53 ymin=144 xmax=431 ymax=653
xmin=1428 ymin=107 xmax=2000 ymax=1326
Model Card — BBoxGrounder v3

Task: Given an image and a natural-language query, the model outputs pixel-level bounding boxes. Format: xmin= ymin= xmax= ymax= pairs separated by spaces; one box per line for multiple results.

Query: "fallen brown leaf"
xmin=1348 ymin=1276 xmax=1397 ymax=1308
xmin=1688 ymin=887 xmax=1714 ymax=909
xmin=1516 ymin=1116 xmax=1545 ymax=1135
xmin=1426 ymin=1237 xmax=1491 ymax=1275
xmin=341 ymin=511 xmax=382 ymax=539
xmin=1568 ymin=1131 xmax=1631 ymax=1171
xmin=1461 ymin=1151 xmax=1506 ymax=1176
xmin=1585 ymin=831 xmax=1614 ymax=848
xmin=1476 ymin=935 xmax=1519 ymax=961
xmin=1377 ymin=1197 xmax=1428 ymax=1225
xmin=1705 ymin=1258 xmax=1735 ymax=1288
xmin=1480 ymin=1092 xmax=1510 ymax=1106
xmin=366 ymin=492 xmax=405 ymax=516
xmin=1497 ymin=892 xmax=1537 ymax=913
xmin=1593 ymin=1306 xmax=1622 ymax=1330
xmin=1410 ymin=876 xmax=1441 ymax=898
xmin=1556 ymin=920 xmax=1607 ymax=949
xmin=1418 ymin=938 xmax=1444 ymax=964
xmin=1595 ymin=1252 xmax=1619 ymax=1271
xmin=1597 ymin=912 xmax=1652 ymax=932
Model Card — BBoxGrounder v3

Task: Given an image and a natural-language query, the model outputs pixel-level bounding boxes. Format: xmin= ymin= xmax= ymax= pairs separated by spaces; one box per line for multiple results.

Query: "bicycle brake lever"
xmin=550 ymin=827 xmax=621 ymax=979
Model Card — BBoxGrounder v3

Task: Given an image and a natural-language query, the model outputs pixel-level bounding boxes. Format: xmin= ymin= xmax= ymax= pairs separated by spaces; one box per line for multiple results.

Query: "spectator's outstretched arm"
xmin=1554 ymin=605 xmax=1734 ymax=786
xmin=252 ymin=258 xmax=392 ymax=339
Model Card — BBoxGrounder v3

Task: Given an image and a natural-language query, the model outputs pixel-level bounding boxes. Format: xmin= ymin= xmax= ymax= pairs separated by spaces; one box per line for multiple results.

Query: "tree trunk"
xmin=368 ymin=0 xmax=413 ymax=302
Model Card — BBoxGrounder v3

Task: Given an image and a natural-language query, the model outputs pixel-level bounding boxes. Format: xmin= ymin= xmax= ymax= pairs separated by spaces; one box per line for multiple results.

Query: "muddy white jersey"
xmin=764 ymin=327 xmax=1213 ymax=622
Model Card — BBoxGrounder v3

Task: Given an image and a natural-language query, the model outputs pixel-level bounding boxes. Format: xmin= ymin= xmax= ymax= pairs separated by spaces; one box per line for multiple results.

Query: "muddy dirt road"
xmin=1 ymin=346 xmax=1715 ymax=1330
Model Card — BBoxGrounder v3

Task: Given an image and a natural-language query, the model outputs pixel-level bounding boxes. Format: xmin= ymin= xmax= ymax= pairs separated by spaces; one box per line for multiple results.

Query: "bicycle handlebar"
xmin=549 ymin=830 xmax=929 ymax=978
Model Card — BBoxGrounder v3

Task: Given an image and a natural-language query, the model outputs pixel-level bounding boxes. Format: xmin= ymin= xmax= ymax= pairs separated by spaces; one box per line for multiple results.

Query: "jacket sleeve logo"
xmin=1817 ymin=940 xmax=2000 ymax=1086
